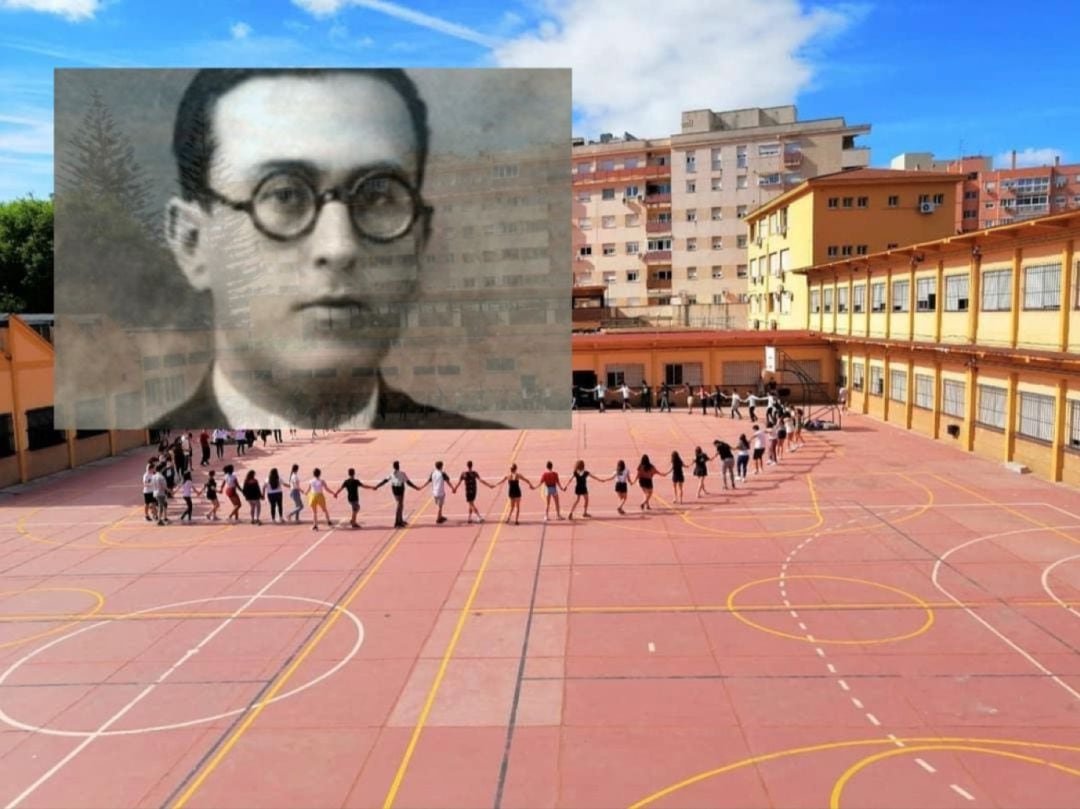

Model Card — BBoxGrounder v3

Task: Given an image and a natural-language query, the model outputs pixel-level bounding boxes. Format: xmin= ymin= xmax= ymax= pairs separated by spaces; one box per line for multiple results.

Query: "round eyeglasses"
xmin=206 ymin=169 xmax=432 ymax=243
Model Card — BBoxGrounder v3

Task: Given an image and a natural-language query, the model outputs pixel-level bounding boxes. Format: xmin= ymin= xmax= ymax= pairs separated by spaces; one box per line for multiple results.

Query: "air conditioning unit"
xmin=919 ymin=201 xmax=935 ymax=214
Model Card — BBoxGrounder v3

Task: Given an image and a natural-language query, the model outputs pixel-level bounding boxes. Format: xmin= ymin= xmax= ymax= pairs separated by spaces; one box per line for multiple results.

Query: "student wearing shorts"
xmin=487 ymin=463 xmax=533 ymax=525
xmin=635 ymin=454 xmax=667 ymax=511
xmin=422 ymin=460 xmax=452 ymax=524
xmin=611 ymin=460 xmax=633 ymax=514
xmin=692 ymin=446 xmax=711 ymax=497
xmin=303 ymin=468 xmax=331 ymax=531
xmin=751 ymin=425 xmax=766 ymax=474
xmin=456 ymin=461 xmax=484 ymax=524
xmin=204 ymin=469 xmax=220 ymax=520
xmin=332 ymin=468 xmax=369 ymax=529
xmin=142 ymin=461 xmax=158 ymax=522
xmin=539 ymin=461 xmax=563 ymax=521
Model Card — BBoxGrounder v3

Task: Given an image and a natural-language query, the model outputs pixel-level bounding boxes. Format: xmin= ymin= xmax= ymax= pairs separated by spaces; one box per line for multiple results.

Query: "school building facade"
xmin=798 ymin=211 xmax=1080 ymax=486
xmin=0 ymin=314 xmax=148 ymax=489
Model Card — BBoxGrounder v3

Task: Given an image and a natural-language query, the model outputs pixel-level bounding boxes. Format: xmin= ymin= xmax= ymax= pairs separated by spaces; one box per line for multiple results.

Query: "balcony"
xmin=573 ymin=164 xmax=671 ymax=185
xmin=841 ymin=147 xmax=870 ymax=169
xmin=644 ymin=193 xmax=672 ymax=205
xmin=644 ymin=250 xmax=672 ymax=263
xmin=645 ymin=220 xmax=672 ymax=233
xmin=783 ymin=150 xmax=802 ymax=167
xmin=646 ymin=276 xmax=672 ymax=290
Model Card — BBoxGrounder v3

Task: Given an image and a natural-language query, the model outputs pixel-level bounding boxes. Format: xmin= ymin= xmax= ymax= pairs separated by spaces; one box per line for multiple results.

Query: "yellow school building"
xmin=0 ymin=314 xmax=148 ymax=488
xmin=746 ymin=168 xmax=961 ymax=331
xmin=798 ymin=211 xmax=1080 ymax=486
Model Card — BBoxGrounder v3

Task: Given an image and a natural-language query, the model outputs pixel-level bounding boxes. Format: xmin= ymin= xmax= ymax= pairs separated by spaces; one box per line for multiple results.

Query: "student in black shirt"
xmin=454 ymin=460 xmax=485 ymax=524
xmin=333 ymin=468 xmax=371 ymax=529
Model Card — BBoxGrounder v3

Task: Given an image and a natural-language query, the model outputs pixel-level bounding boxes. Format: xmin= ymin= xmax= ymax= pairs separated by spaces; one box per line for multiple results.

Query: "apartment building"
xmin=892 ymin=151 xmax=1080 ymax=231
xmin=799 ymin=211 xmax=1080 ymax=486
xmin=571 ymin=106 xmax=870 ymax=328
xmin=745 ymin=169 xmax=961 ymax=331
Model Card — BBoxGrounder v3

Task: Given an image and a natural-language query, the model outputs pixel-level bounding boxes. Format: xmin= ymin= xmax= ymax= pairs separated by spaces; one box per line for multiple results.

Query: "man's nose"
xmin=310 ymin=199 xmax=359 ymax=272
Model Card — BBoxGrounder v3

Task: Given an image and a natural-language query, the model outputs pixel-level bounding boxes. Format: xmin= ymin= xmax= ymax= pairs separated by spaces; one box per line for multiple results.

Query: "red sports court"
xmin=0 ymin=410 xmax=1078 ymax=808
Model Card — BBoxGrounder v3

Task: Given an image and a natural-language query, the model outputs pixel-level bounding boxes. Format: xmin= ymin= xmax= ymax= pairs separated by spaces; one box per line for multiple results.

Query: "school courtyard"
xmin=0 ymin=410 xmax=1078 ymax=809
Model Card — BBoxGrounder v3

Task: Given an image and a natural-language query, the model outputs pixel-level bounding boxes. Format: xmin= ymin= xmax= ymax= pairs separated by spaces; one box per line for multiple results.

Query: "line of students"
xmin=139 ymin=419 xmax=807 ymax=531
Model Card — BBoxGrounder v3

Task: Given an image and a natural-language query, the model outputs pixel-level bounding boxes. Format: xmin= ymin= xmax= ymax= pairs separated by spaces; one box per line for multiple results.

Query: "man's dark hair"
xmin=173 ymin=68 xmax=430 ymax=208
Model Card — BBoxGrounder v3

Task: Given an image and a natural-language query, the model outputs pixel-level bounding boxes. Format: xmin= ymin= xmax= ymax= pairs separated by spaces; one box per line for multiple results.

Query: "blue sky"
xmin=2 ymin=0 xmax=1078 ymax=200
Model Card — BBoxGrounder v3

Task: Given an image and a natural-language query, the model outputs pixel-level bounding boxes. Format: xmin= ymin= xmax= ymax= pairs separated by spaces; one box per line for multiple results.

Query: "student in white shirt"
xmin=420 ymin=460 xmax=452 ymax=524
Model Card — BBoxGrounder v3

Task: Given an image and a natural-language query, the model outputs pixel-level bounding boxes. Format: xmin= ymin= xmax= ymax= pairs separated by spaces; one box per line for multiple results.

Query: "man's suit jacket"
xmin=149 ymin=370 xmax=508 ymax=431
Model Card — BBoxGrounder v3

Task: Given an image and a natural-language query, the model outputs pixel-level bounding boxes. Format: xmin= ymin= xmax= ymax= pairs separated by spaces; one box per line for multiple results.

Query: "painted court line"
xmin=4 ymin=523 xmax=343 ymax=809
xmin=838 ymin=679 xmax=850 ymax=691
xmin=915 ymin=757 xmax=936 ymax=773
xmin=950 ymin=784 xmax=975 ymax=801
xmin=851 ymin=697 xmax=864 ymax=710
xmin=865 ymin=713 xmax=881 ymax=727
xmin=887 ymin=734 xmax=904 ymax=748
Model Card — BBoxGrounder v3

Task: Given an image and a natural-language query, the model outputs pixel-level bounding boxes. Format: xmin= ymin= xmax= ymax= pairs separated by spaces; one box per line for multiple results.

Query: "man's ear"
xmin=165 ymin=197 xmax=212 ymax=292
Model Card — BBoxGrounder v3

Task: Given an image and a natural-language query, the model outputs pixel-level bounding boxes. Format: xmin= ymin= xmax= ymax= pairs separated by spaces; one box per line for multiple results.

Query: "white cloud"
xmin=0 ymin=0 xmax=100 ymax=21
xmin=493 ymin=0 xmax=854 ymax=138
xmin=230 ymin=21 xmax=252 ymax=40
xmin=0 ymin=111 xmax=53 ymax=155
xmin=994 ymin=147 xmax=1065 ymax=169
xmin=291 ymin=0 xmax=499 ymax=47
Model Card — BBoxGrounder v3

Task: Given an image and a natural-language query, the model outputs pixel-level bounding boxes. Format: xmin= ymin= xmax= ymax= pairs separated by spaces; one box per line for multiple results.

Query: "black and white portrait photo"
xmin=54 ymin=68 xmax=571 ymax=430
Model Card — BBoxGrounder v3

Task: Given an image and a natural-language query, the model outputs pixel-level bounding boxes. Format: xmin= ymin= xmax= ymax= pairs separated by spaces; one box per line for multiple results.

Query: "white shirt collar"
xmin=211 ymin=364 xmax=379 ymax=429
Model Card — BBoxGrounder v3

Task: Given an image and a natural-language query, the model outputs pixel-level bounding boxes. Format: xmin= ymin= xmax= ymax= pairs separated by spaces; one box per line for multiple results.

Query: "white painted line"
xmin=647 ymin=642 xmax=656 ymax=653
xmin=865 ymin=712 xmax=881 ymax=726
xmin=838 ymin=679 xmax=850 ymax=691
xmin=826 ymin=663 xmax=837 ymax=674
xmin=1 ymin=524 xmax=343 ymax=809
xmin=950 ymin=785 xmax=975 ymax=801
xmin=782 ymin=599 xmax=791 ymax=608
xmin=851 ymin=697 xmax=864 ymax=709
xmin=806 ymin=634 xmax=815 ymax=642
xmin=815 ymin=647 xmax=826 ymax=657
xmin=779 ymin=570 xmax=786 ymax=580
xmin=798 ymin=622 xmax=808 ymax=631
xmin=931 ymin=524 xmax=1080 ymax=703
xmin=1040 ymin=553 xmax=1080 ymax=620
xmin=915 ymin=758 xmax=936 ymax=774
xmin=789 ymin=610 xmax=798 ymax=618
xmin=887 ymin=734 xmax=905 ymax=748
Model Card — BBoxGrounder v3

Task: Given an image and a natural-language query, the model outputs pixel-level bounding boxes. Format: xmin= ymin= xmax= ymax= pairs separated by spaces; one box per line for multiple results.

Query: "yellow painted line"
xmin=930 ymin=472 xmax=1080 ymax=548
xmin=629 ymin=736 xmax=1080 ymax=808
xmin=168 ymin=498 xmax=435 ymax=809
xmin=806 ymin=472 xmax=822 ymax=524
xmin=670 ymin=472 xmax=826 ymax=537
xmin=831 ymin=744 xmax=1080 ymax=809
xmin=382 ymin=430 xmax=527 ymax=809
xmin=0 ymin=588 xmax=105 ymax=649
xmin=470 ymin=597 xmax=1076 ymax=616
xmin=0 ymin=609 xmax=327 ymax=623
xmin=725 ymin=575 xmax=935 ymax=645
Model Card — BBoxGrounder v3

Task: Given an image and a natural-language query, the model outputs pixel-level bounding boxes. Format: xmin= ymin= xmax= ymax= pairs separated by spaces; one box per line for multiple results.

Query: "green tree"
xmin=0 ymin=195 xmax=53 ymax=313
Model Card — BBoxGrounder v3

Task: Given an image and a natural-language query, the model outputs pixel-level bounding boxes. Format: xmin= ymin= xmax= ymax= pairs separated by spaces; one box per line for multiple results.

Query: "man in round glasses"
xmin=154 ymin=68 xmax=505 ymax=430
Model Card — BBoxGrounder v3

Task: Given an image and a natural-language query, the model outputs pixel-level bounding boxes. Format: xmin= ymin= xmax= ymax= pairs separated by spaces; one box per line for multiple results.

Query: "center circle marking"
xmin=726 ymin=575 xmax=935 ymax=645
xmin=0 ymin=594 xmax=364 ymax=737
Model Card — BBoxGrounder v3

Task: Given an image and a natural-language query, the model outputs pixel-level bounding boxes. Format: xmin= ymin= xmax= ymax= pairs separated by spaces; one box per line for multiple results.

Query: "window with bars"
xmin=869 ymin=366 xmax=884 ymax=396
xmin=871 ymin=283 xmax=886 ymax=313
xmin=945 ymin=274 xmax=969 ymax=311
xmin=916 ymin=277 xmax=936 ymax=311
xmin=853 ymin=285 xmax=866 ymax=313
xmin=722 ymin=361 xmax=763 ymax=386
xmin=852 ymin=362 xmax=865 ymax=391
xmin=942 ymin=380 xmax=965 ymax=417
xmin=810 ymin=290 xmax=821 ymax=313
xmin=26 ymin=406 xmax=65 ymax=451
xmin=665 ymin=363 xmax=702 ymax=386
xmin=976 ymin=385 xmax=1006 ymax=429
xmin=892 ymin=280 xmax=910 ymax=312
xmin=1069 ymin=400 xmax=1080 ymax=450
xmin=605 ymin=364 xmax=646 ymax=388
xmin=1023 ymin=263 xmax=1061 ymax=310
xmin=981 ymin=269 xmax=1012 ymax=311
xmin=823 ymin=288 xmax=833 ymax=313
xmin=914 ymin=374 xmax=933 ymax=409
xmin=838 ymin=286 xmax=849 ymax=313
xmin=889 ymin=370 xmax=907 ymax=402
xmin=1017 ymin=392 xmax=1054 ymax=442
xmin=0 ymin=413 xmax=14 ymax=458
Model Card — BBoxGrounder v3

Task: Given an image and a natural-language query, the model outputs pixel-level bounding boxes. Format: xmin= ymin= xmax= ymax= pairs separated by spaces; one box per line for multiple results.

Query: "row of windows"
xmin=826 ymin=193 xmax=944 ymax=210
xmin=811 ymin=263 xmax=1070 ymax=315
xmin=848 ymin=370 xmax=1080 ymax=448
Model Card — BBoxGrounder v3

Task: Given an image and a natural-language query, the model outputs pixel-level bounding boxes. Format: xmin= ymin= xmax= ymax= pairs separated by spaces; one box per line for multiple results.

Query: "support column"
xmin=905 ymin=355 xmax=915 ymax=429
xmin=934 ymin=259 xmax=944 ymax=343
xmin=884 ymin=268 xmax=893 ymax=338
xmin=907 ymin=268 xmax=916 ymax=338
xmin=861 ymin=349 xmax=871 ymax=414
xmin=847 ymin=275 xmax=855 ymax=336
xmin=932 ymin=360 xmax=943 ymax=439
xmin=964 ymin=363 xmax=977 ymax=453
xmin=1009 ymin=246 xmax=1023 ymax=348
xmin=882 ymin=354 xmax=891 ymax=423
xmin=1051 ymin=378 xmax=1067 ymax=482
xmin=1060 ymin=238 xmax=1074 ymax=352
xmin=1004 ymin=372 xmax=1019 ymax=462
xmin=967 ymin=251 xmax=982 ymax=344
